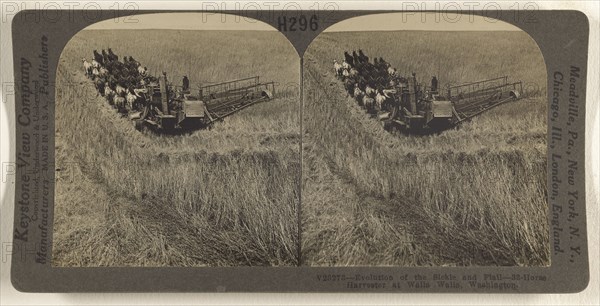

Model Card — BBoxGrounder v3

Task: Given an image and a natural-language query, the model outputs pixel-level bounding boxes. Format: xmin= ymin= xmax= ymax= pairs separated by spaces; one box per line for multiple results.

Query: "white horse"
xmin=104 ymin=84 xmax=115 ymax=103
xmin=353 ymin=85 xmax=364 ymax=99
xmin=342 ymin=60 xmax=350 ymax=69
xmin=342 ymin=68 xmax=350 ymax=78
xmin=383 ymin=89 xmax=396 ymax=98
xmin=82 ymin=58 xmax=92 ymax=77
xmin=137 ymin=66 xmax=147 ymax=76
xmin=114 ymin=96 xmax=126 ymax=110
xmin=388 ymin=67 xmax=397 ymax=77
xmin=365 ymin=85 xmax=376 ymax=97
xmin=133 ymin=88 xmax=147 ymax=97
xmin=333 ymin=60 xmax=342 ymax=76
xmin=363 ymin=95 xmax=375 ymax=110
xmin=91 ymin=67 xmax=100 ymax=78
xmin=126 ymin=91 xmax=137 ymax=110
xmin=375 ymin=91 xmax=386 ymax=110
xmin=91 ymin=59 xmax=101 ymax=69
xmin=115 ymin=84 xmax=127 ymax=96
xmin=99 ymin=67 xmax=108 ymax=77
xmin=349 ymin=68 xmax=358 ymax=77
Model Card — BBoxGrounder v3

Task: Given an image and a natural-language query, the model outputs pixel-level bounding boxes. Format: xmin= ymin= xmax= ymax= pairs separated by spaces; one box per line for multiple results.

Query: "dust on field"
xmin=53 ymin=30 xmax=300 ymax=266
xmin=302 ymin=31 xmax=549 ymax=266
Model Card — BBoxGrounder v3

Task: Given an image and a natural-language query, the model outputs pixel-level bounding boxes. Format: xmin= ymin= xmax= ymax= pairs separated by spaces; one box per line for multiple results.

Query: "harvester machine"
xmin=381 ymin=75 xmax=523 ymax=133
xmin=131 ymin=74 xmax=275 ymax=132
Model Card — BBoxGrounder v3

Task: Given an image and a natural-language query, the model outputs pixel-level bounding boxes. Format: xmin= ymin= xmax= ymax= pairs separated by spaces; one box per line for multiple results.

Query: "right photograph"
xmin=302 ymin=13 xmax=549 ymax=266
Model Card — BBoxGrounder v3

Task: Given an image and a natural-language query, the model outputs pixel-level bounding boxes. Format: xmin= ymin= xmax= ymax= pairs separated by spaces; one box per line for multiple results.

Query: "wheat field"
xmin=52 ymin=30 xmax=300 ymax=267
xmin=302 ymin=31 xmax=550 ymax=266
xmin=54 ymin=29 xmax=550 ymax=267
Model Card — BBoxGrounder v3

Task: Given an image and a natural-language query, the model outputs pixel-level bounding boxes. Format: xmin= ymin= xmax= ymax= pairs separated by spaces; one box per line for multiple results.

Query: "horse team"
xmin=81 ymin=48 xmax=153 ymax=113
xmin=82 ymin=48 xmax=434 ymax=120
xmin=334 ymin=50 xmax=438 ymax=116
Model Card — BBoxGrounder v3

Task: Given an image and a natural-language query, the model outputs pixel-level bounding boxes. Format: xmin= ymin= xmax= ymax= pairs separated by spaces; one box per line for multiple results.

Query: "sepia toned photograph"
xmin=302 ymin=13 xmax=550 ymax=266
xmin=6 ymin=3 xmax=595 ymax=294
xmin=52 ymin=13 xmax=300 ymax=267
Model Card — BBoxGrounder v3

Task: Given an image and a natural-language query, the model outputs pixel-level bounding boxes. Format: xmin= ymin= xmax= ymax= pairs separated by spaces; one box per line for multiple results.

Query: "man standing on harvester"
xmin=182 ymin=75 xmax=190 ymax=93
xmin=431 ymin=76 xmax=438 ymax=93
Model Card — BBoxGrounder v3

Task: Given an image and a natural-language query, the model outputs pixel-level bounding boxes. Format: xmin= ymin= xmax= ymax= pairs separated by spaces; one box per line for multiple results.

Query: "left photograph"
xmin=53 ymin=13 xmax=300 ymax=267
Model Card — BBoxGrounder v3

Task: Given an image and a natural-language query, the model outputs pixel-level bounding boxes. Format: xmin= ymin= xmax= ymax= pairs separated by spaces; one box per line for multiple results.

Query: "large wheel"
xmin=134 ymin=105 xmax=150 ymax=131
xmin=382 ymin=105 xmax=399 ymax=131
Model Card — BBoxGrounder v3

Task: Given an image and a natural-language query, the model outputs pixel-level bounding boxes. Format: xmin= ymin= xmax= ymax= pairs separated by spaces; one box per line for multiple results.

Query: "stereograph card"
xmin=5 ymin=4 xmax=591 ymax=293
